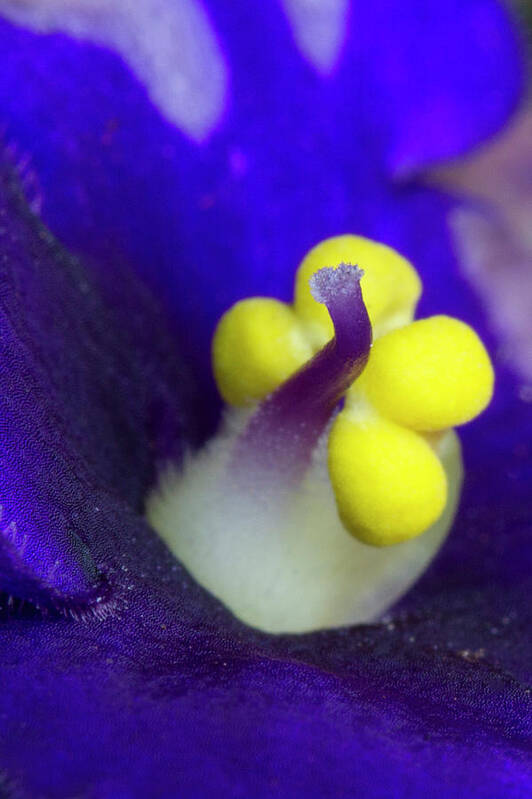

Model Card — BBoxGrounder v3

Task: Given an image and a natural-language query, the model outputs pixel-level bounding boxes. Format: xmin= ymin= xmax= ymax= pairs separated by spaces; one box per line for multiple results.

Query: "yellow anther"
xmin=328 ymin=408 xmax=448 ymax=547
xmin=353 ymin=315 xmax=494 ymax=432
xmin=294 ymin=235 xmax=422 ymax=343
xmin=212 ymin=297 xmax=313 ymax=406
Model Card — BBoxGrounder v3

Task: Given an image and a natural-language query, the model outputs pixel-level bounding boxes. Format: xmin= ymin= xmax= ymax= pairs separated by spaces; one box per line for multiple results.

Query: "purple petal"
xmin=0 ymin=150 xmax=194 ymax=612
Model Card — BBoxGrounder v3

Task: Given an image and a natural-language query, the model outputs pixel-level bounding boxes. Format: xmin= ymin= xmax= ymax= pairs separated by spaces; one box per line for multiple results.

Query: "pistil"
xmin=230 ymin=264 xmax=371 ymax=488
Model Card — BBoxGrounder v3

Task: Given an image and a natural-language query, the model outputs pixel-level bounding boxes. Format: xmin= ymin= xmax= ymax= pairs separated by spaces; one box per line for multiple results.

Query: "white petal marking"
xmin=280 ymin=0 xmax=350 ymax=75
xmin=1 ymin=0 xmax=228 ymax=141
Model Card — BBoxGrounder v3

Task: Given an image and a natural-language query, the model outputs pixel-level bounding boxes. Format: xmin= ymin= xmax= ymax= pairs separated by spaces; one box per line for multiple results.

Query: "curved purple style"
xmin=232 ymin=265 xmax=371 ymax=485
xmin=0 ymin=0 xmax=530 ymax=797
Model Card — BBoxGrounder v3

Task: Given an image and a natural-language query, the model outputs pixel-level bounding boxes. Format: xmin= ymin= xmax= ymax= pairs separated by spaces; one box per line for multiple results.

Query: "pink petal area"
xmin=431 ymin=109 xmax=532 ymax=387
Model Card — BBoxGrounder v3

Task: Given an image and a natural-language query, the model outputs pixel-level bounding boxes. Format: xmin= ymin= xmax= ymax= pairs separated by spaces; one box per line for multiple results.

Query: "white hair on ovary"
xmin=147 ymin=409 xmax=462 ymax=634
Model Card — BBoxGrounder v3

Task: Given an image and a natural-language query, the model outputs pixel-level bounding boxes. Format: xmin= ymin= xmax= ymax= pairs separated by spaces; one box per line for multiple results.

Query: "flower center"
xmin=147 ymin=235 xmax=493 ymax=633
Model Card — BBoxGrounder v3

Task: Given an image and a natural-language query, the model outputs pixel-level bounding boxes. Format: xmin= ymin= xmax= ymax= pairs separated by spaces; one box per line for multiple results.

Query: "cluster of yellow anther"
xmin=212 ymin=235 xmax=494 ymax=547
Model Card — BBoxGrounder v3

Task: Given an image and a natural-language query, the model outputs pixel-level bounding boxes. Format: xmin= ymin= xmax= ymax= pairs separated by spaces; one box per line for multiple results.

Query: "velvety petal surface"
xmin=0 ymin=140 xmax=531 ymax=797
xmin=0 ymin=151 xmax=195 ymax=612
xmin=0 ymin=0 xmax=524 ymax=430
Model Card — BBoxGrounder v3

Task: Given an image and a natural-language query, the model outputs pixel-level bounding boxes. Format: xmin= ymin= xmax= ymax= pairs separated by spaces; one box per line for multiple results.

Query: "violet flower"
xmin=0 ymin=1 xmax=531 ymax=797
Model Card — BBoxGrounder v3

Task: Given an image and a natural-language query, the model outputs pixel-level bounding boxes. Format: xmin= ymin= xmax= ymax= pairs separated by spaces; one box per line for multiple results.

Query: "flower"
xmin=0 ymin=1 xmax=530 ymax=797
